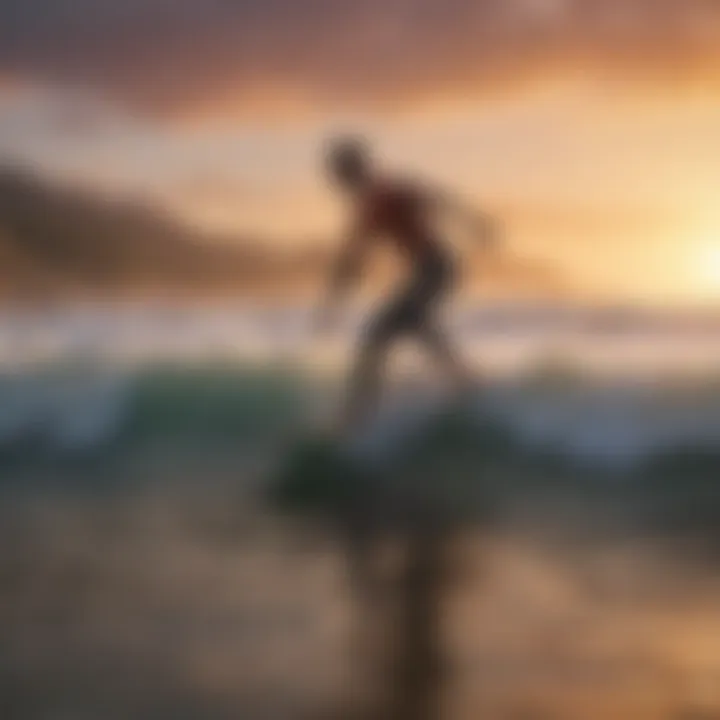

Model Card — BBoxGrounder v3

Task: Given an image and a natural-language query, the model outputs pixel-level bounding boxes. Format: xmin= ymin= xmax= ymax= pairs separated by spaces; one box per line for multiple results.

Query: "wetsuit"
xmin=357 ymin=178 xmax=456 ymax=346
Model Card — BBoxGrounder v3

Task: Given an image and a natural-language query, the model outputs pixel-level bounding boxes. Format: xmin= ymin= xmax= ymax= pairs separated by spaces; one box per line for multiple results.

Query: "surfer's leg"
xmin=418 ymin=319 xmax=477 ymax=393
xmin=340 ymin=334 xmax=389 ymax=436
xmin=411 ymin=255 xmax=477 ymax=393
xmin=339 ymin=296 xmax=411 ymax=436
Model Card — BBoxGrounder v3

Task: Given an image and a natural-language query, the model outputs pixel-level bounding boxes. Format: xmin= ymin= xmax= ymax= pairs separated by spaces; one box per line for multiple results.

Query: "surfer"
xmin=315 ymin=137 xmax=500 ymax=437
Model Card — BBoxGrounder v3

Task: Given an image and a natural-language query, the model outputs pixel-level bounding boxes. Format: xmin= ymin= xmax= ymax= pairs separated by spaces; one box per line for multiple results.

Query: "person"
xmin=315 ymin=136 xmax=499 ymax=438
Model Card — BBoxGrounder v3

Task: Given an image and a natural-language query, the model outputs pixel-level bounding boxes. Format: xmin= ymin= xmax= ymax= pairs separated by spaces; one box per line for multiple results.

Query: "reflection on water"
xmin=3 ymin=483 xmax=720 ymax=720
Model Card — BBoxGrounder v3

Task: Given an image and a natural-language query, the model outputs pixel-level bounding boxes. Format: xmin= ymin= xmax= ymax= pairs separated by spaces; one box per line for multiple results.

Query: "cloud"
xmin=1 ymin=0 xmax=719 ymax=120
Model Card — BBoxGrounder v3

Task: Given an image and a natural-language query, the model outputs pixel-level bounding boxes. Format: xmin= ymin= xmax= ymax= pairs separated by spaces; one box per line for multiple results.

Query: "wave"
xmin=1 ymin=362 xmax=719 ymax=481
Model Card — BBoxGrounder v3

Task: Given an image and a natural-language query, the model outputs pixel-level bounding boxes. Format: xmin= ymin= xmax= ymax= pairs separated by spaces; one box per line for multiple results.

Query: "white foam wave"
xmin=1 ymin=303 xmax=719 ymax=467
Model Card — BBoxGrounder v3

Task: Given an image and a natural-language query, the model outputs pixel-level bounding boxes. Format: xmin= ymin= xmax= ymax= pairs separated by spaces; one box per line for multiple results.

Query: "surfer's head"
xmin=325 ymin=136 xmax=371 ymax=190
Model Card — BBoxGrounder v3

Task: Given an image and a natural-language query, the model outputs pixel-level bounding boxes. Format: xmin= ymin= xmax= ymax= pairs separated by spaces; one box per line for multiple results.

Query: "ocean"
xmin=2 ymin=301 xmax=720 ymax=719
xmin=1 ymin=301 xmax=719 ymax=471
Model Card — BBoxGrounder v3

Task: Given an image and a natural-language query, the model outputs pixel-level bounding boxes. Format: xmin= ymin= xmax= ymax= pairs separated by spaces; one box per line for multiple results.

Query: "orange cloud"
xmin=1 ymin=0 xmax=719 ymax=119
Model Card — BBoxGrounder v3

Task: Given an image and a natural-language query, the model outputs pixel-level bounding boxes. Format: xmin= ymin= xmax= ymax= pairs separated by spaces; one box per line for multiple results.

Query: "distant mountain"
xmin=0 ymin=166 xmax=323 ymax=301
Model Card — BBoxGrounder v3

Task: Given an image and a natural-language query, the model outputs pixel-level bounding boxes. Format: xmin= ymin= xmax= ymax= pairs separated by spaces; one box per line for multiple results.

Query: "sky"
xmin=1 ymin=0 xmax=720 ymax=303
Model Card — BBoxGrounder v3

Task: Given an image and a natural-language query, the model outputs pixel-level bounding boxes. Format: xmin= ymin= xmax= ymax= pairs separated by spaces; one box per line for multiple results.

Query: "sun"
xmin=695 ymin=245 xmax=720 ymax=296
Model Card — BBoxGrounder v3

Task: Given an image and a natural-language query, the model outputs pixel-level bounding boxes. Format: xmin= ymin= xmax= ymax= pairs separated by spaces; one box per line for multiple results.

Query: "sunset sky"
xmin=1 ymin=0 xmax=720 ymax=303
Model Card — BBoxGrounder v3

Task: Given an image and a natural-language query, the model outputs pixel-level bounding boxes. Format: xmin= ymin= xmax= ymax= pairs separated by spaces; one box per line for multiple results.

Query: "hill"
xmin=0 ymin=166 xmax=322 ymax=301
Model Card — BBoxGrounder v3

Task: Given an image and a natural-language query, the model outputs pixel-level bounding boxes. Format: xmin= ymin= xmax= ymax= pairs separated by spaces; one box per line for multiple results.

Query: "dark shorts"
xmin=364 ymin=252 xmax=456 ymax=346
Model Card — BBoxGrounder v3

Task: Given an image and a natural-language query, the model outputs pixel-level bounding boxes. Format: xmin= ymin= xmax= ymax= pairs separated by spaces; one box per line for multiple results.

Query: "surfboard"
xmin=267 ymin=436 xmax=379 ymax=514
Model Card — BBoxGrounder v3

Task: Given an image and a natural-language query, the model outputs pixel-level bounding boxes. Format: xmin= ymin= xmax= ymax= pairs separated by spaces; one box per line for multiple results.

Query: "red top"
xmin=356 ymin=178 xmax=442 ymax=263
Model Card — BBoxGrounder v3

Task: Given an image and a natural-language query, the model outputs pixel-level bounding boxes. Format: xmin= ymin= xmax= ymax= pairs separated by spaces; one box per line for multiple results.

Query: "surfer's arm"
xmin=314 ymin=227 xmax=369 ymax=332
xmin=427 ymin=186 xmax=501 ymax=251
